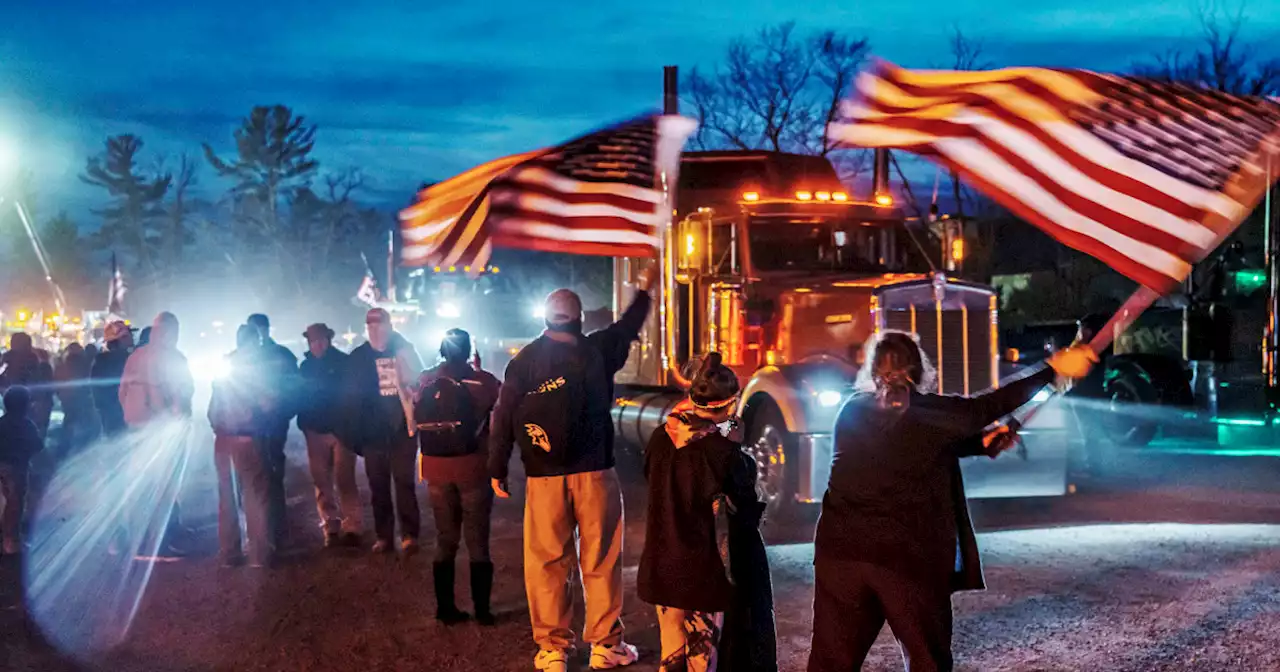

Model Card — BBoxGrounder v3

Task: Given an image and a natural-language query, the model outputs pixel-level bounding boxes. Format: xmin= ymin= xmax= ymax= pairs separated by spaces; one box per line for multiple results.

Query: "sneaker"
xmin=401 ymin=537 xmax=419 ymax=556
xmin=590 ymin=642 xmax=639 ymax=669
xmin=371 ymin=539 xmax=394 ymax=554
xmin=534 ymin=648 xmax=568 ymax=672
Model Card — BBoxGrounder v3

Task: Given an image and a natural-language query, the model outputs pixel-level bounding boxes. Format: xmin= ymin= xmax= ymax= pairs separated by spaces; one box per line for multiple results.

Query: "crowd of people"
xmin=0 ymin=265 xmax=1096 ymax=672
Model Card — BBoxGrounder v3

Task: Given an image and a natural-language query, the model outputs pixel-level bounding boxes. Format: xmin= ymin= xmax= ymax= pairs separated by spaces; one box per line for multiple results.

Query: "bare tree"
xmin=684 ymin=22 xmax=870 ymax=164
xmin=154 ymin=153 xmax=198 ymax=283
xmin=1134 ymin=1 xmax=1280 ymax=96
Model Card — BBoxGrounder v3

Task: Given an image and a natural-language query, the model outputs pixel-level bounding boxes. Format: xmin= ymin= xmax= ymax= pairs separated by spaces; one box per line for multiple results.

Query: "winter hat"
xmin=686 ymin=352 xmax=741 ymax=410
xmin=543 ymin=289 xmax=583 ymax=327
xmin=440 ymin=328 xmax=471 ymax=362
xmin=303 ymin=323 xmax=335 ymax=342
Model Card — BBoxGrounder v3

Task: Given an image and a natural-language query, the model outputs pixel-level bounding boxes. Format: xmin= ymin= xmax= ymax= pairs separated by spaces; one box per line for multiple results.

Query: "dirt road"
xmin=3 ymin=436 xmax=1279 ymax=671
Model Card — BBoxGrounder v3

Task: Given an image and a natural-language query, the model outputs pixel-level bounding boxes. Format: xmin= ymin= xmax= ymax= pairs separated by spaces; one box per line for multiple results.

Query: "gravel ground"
xmin=2 ymin=434 xmax=1279 ymax=672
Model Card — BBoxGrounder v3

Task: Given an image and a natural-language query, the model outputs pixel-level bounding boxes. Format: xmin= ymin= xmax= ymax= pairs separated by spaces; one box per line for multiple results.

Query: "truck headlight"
xmin=436 ymin=302 xmax=461 ymax=319
xmin=191 ymin=354 xmax=231 ymax=381
xmin=817 ymin=390 xmax=843 ymax=407
xmin=1032 ymin=387 xmax=1052 ymax=403
xmin=531 ymin=303 xmax=546 ymax=320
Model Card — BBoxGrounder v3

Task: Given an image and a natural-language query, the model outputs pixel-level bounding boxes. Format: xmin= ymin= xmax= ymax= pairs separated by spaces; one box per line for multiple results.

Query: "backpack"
xmin=415 ymin=374 xmax=481 ymax=457
xmin=512 ymin=343 xmax=591 ymax=464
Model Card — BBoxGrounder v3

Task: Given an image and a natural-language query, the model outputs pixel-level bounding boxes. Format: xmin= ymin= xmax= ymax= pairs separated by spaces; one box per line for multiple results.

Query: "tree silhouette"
xmin=80 ymin=135 xmax=171 ymax=277
xmin=684 ymin=23 xmax=870 ymax=163
xmin=1133 ymin=2 xmax=1280 ymax=96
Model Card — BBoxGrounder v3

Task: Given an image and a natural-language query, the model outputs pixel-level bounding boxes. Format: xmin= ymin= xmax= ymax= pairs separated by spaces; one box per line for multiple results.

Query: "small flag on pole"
xmin=399 ymin=114 xmax=697 ymax=271
xmin=107 ymin=253 xmax=127 ymax=315
xmin=354 ymin=253 xmax=383 ymax=308
xmin=830 ymin=61 xmax=1280 ymax=295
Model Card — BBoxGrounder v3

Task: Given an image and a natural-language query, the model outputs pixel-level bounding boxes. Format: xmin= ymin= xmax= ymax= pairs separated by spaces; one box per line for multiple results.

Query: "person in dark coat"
xmin=338 ymin=308 xmax=424 ymax=555
xmin=808 ymin=331 xmax=1095 ymax=672
xmin=1 ymin=333 xmax=53 ymax=439
xmin=91 ymin=321 xmax=136 ymax=436
xmin=246 ymin=313 xmax=299 ymax=548
xmin=0 ymin=386 xmax=42 ymax=555
xmin=55 ymin=343 xmax=95 ymax=455
xmin=417 ymin=329 xmax=501 ymax=626
xmin=637 ymin=352 xmax=762 ymax=672
xmin=297 ymin=323 xmax=360 ymax=548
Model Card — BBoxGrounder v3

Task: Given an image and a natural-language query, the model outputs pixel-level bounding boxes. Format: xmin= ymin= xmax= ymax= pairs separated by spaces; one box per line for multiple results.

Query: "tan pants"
xmin=657 ymin=606 xmax=723 ymax=672
xmin=303 ymin=431 xmax=363 ymax=534
xmin=524 ymin=468 xmax=625 ymax=650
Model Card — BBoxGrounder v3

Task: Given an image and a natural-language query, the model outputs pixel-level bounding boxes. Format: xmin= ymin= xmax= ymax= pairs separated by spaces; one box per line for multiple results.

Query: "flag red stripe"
xmin=491 ymin=179 xmax=658 ymax=213
xmin=861 ymin=97 xmax=1217 ymax=224
xmin=928 ymin=153 xmax=1177 ymax=293
xmin=491 ymin=233 xmax=659 ymax=258
xmin=867 ymin=115 xmax=1207 ymax=261
xmin=488 ymin=205 xmax=659 ymax=236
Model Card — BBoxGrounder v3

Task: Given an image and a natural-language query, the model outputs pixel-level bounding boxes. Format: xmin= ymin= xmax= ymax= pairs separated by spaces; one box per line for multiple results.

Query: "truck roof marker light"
xmin=874 ymin=193 xmax=894 ymax=207
xmin=815 ymin=191 xmax=831 ymax=201
xmin=448 ymin=266 xmax=456 ymax=272
xmin=742 ymin=191 xmax=760 ymax=202
xmin=685 ymin=233 xmax=695 ymax=256
xmin=765 ymin=349 xmax=777 ymax=366
xmin=832 ymin=192 xmax=848 ymax=202
xmin=796 ymin=191 xmax=813 ymax=201
xmin=433 ymin=266 xmax=441 ymax=273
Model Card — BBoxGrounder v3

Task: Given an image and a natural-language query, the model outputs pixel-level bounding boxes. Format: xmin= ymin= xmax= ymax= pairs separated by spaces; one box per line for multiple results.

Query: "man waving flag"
xmin=399 ymin=115 xmax=697 ymax=272
xmin=830 ymin=61 xmax=1280 ymax=296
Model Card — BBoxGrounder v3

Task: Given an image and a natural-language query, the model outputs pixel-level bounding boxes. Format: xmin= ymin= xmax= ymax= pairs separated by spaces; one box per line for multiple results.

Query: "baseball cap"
xmin=543 ymin=289 xmax=583 ymax=326
xmin=366 ymin=308 xmax=391 ymax=324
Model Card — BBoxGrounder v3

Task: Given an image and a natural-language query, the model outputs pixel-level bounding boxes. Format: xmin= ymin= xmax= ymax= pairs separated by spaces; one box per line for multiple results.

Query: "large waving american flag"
xmin=400 ymin=115 xmax=697 ymax=270
xmin=831 ymin=61 xmax=1280 ymax=294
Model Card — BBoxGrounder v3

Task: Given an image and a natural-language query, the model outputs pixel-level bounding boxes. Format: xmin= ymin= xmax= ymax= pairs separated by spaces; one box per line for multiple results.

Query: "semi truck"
xmin=609 ymin=147 xmax=1067 ymax=516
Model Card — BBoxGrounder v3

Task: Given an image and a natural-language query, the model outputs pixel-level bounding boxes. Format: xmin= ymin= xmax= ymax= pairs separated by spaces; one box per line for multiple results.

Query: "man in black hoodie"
xmin=489 ymin=267 xmax=654 ymax=672
xmin=298 ymin=323 xmax=361 ymax=548
xmin=92 ymin=321 xmax=136 ymax=436
xmin=340 ymin=308 xmax=424 ymax=555
xmin=246 ymin=313 xmax=299 ymax=547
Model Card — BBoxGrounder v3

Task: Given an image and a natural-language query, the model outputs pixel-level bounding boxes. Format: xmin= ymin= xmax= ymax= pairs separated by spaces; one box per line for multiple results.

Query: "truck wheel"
xmin=748 ymin=403 xmax=797 ymax=521
xmin=1105 ymin=374 xmax=1159 ymax=447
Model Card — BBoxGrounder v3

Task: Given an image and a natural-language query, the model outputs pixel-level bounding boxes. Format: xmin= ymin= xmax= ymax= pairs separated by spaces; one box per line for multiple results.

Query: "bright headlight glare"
xmin=1032 ymin=387 xmax=1053 ymax=403
xmin=532 ymin=304 xmax=546 ymax=320
xmin=817 ymin=390 xmax=843 ymax=407
xmin=436 ymin=302 xmax=461 ymax=319
xmin=192 ymin=355 xmax=231 ymax=381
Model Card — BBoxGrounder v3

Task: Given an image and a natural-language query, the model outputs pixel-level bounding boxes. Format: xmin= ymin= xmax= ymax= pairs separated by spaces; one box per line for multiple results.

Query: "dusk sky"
xmin=2 ymin=0 xmax=1278 ymax=217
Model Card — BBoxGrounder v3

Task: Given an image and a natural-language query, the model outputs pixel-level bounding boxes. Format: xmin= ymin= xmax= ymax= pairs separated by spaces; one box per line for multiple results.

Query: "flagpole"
xmin=386 ymin=229 xmax=396 ymax=303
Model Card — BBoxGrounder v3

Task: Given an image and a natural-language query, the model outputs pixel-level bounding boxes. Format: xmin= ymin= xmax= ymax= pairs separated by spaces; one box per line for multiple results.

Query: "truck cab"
xmin=611 ymin=151 xmax=1006 ymax=514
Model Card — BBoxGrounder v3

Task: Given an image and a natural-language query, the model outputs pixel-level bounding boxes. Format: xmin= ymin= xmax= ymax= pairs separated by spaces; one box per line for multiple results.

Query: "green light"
xmin=1213 ymin=417 xmax=1268 ymax=427
xmin=1233 ymin=269 xmax=1267 ymax=294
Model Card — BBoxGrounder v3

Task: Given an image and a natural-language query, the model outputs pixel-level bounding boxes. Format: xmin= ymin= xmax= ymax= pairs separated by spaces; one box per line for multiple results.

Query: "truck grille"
xmin=883 ymin=307 xmax=993 ymax=395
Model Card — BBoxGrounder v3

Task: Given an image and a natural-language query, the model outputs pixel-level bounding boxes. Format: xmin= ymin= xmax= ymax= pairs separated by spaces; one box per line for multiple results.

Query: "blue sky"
xmin=2 ymin=0 xmax=1278 ymax=218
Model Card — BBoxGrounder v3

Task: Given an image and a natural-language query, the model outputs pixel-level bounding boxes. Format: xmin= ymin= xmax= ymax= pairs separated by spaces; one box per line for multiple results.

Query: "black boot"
xmin=471 ymin=561 xmax=495 ymax=626
xmin=433 ymin=561 xmax=470 ymax=625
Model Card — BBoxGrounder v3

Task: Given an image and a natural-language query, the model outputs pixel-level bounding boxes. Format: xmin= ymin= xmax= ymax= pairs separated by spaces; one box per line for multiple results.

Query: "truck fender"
xmin=740 ymin=367 xmax=807 ymax=433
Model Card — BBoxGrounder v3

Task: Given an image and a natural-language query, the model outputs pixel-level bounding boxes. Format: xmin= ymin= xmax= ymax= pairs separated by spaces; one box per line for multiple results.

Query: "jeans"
xmin=524 ymin=468 xmax=625 ymax=650
xmin=261 ymin=431 xmax=288 ymax=544
xmin=808 ymin=558 xmax=954 ymax=672
xmin=0 ymin=463 xmax=28 ymax=553
xmin=303 ymin=431 xmax=362 ymax=534
xmin=427 ymin=480 xmax=493 ymax=562
xmin=214 ymin=436 xmax=271 ymax=564
xmin=363 ymin=435 xmax=420 ymax=543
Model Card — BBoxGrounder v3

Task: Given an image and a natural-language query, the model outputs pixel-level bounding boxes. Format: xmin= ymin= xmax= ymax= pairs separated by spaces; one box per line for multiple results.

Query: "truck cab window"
xmin=746 ymin=216 xmax=898 ymax=273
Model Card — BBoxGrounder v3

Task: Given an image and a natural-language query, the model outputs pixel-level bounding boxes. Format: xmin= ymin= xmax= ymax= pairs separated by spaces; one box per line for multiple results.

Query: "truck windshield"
xmin=747 ymin=216 xmax=900 ymax=273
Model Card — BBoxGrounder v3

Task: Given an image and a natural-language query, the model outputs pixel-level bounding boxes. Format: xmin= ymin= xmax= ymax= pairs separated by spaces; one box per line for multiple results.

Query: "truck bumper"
xmin=795 ymin=433 xmax=833 ymax=504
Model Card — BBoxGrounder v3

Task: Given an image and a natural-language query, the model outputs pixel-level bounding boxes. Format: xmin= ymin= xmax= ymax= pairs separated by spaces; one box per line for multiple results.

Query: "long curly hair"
xmin=854 ymin=331 xmax=938 ymax=408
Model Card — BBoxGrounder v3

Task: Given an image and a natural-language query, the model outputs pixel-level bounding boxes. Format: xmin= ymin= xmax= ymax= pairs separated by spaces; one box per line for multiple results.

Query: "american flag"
xmin=400 ymin=115 xmax=697 ymax=270
xmin=107 ymin=252 xmax=127 ymax=314
xmin=353 ymin=253 xmax=383 ymax=307
xmin=831 ymin=61 xmax=1280 ymax=294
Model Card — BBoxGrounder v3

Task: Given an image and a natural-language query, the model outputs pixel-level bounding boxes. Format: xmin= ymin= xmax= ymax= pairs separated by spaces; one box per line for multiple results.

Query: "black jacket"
xmin=816 ymin=365 xmax=1056 ymax=593
xmin=298 ymin=348 xmax=348 ymax=434
xmin=637 ymin=424 xmax=757 ymax=613
xmin=259 ymin=339 xmax=299 ymax=433
xmin=489 ymin=290 xmax=651 ymax=479
xmin=91 ymin=345 xmax=132 ymax=434
xmin=208 ymin=347 xmax=276 ymax=437
xmin=338 ymin=334 xmax=423 ymax=454
xmin=0 ymin=412 xmax=41 ymax=467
